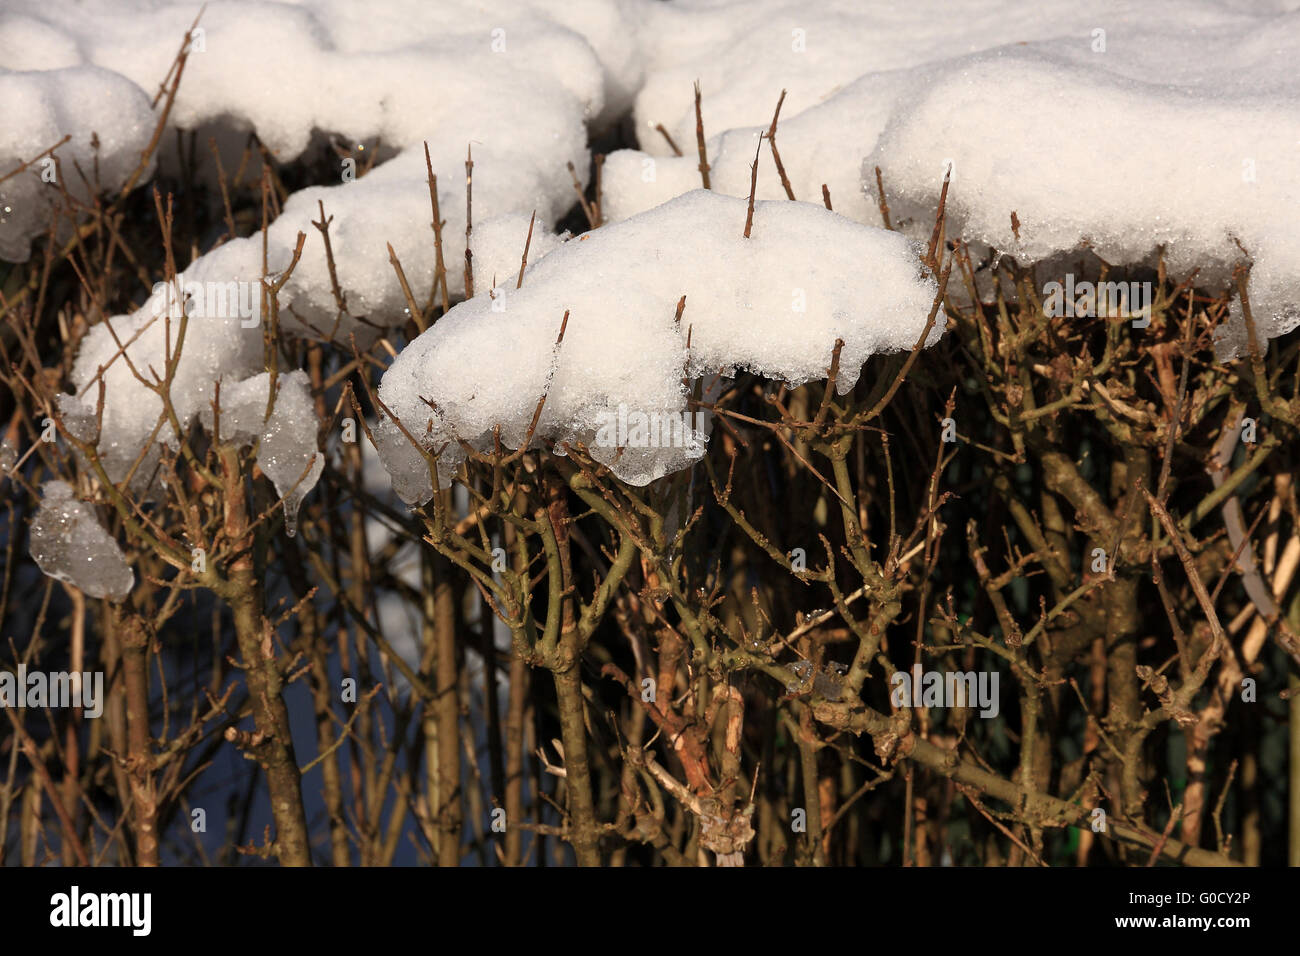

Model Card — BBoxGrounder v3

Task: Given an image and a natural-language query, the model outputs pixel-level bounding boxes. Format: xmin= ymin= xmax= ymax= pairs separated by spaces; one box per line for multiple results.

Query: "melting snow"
xmin=374 ymin=190 xmax=943 ymax=501
xmin=198 ymin=370 xmax=324 ymax=536
xmin=4 ymin=0 xmax=1298 ymax=516
xmin=29 ymin=482 xmax=134 ymax=601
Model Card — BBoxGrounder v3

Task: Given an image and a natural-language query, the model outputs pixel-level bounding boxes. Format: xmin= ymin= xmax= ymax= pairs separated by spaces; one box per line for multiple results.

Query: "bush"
xmin=2 ymin=12 xmax=1298 ymax=869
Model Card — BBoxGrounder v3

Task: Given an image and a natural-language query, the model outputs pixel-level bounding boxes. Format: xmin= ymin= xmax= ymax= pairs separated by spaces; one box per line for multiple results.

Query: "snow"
xmin=5 ymin=0 xmax=1299 ymax=514
xmin=2 ymin=0 xmax=651 ymax=336
xmin=60 ymin=282 xmax=323 ymax=531
xmin=374 ymin=190 xmax=943 ymax=502
xmin=602 ymin=0 xmax=1300 ymax=354
xmin=469 ymin=214 xmax=565 ymax=298
xmin=870 ymin=43 xmax=1300 ymax=355
xmin=63 ymin=237 xmax=267 ymax=485
xmin=0 ymin=66 xmax=155 ymax=261
xmin=628 ymin=0 xmax=1289 ymax=165
xmin=9 ymin=0 xmax=654 ymax=486
xmin=601 ymin=70 xmax=915 ymax=228
xmin=3 ymin=0 xmax=647 ymax=155
xmin=29 ymin=481 xmax=134 ymax=601
xmin=198 ymin=370 xmax=324 ymax=537
xmin=263 ymin=155 xmax=580 ymax=341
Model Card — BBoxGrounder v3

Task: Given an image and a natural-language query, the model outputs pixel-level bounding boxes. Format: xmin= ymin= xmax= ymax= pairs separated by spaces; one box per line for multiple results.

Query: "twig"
xmin=694 ymin=81 xmax=711 ymax=189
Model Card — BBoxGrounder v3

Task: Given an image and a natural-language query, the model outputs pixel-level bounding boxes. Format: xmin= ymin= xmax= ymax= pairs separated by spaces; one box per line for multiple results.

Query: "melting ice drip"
xmin=200 ymin=370 xmax=324 ymax=537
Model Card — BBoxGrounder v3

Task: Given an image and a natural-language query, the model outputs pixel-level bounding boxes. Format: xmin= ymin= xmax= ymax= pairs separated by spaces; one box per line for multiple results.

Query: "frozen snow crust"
xmin=374 ymin=190 xmax=942 ymax=502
